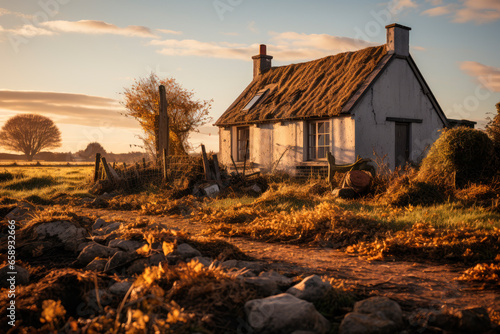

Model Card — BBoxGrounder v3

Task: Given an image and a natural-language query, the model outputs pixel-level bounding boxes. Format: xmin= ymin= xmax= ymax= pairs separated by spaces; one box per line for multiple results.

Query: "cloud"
xmin=422 ymin=4 xmax=455 ymax=16
xmin=454 ymin=0 xmax=500 ymax=23
xmin=41 ymin=20 xmax=156 ymax=38
xmin=423 ymin=0 xmax=500 ymax=23
xmin=157 ymin=28 xmax=182 ymax=35
xmin=0 ymin=24 xmax=55 ymax=37
xmin=392 ymin=0 xmax=418 ymax=12
xmin=151 ymin=31 xmax=375 ymax=62
xmin=0 ymin=90 xmax=139 ymax=128
xmin=221 ymin=32 xmax=239 ymax=36
xmin=0 ymin=7 xmax=32 ymax=19
xmin=460 ymin=61 xmax=500 ymax=92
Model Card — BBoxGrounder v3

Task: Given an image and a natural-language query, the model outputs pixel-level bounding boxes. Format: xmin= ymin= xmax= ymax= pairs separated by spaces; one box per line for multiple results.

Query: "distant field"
xmin=0 ymin=165 xmax=93 ymax=201
xmin=0 ymin=160 xmax=93 ymax=166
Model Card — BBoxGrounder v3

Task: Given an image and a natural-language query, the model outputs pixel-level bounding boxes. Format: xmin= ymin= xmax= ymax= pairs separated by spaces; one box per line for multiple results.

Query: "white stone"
xmin=34 ymin=221 xmax=87 ymax=251
xmin=286 ymin=275 xmax=332 ymax=303
xmin=245 ymin=293 xmax=330 ymax=334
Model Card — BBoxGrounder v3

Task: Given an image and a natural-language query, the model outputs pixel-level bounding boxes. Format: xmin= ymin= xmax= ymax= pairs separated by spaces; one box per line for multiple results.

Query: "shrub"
xmin=385 ymin=179 xmax=446 ymax=207
xmin=418 ymin=127 xmax=496 ymax=188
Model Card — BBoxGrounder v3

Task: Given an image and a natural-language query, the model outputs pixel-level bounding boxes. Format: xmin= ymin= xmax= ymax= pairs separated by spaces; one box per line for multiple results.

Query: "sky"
xmin=0 ymin=0 xmax=499 ymax=154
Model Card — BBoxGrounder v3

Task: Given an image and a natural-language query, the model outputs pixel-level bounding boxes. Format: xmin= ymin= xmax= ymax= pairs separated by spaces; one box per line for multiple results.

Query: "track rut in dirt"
xmin=75 ymin=207 xmax=500 ymax=314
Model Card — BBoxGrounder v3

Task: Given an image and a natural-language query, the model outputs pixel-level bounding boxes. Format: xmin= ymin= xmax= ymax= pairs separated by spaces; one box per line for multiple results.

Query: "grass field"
xmin=0 ymin=165 xmax=93 ymax=201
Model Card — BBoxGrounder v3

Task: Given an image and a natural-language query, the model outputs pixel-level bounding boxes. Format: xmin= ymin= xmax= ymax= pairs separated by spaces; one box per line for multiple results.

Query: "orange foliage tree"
xmin=122 ymin=74 xmax=212 ymax=156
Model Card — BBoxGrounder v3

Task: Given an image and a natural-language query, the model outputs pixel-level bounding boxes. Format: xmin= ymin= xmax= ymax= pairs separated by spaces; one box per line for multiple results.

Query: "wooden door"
xmin=395 ymin=122 xmax=410 ymax=168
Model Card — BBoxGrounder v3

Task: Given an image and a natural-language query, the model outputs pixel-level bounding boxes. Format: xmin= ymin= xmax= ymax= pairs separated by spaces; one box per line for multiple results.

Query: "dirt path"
xmin=75 ymin=207 xmax=500 ymax=314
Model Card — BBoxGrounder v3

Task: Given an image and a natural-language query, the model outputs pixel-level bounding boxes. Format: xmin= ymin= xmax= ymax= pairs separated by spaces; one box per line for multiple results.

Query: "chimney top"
xmin=252 ymin=44 xmax=273 ymax=78
xmin=259 ymin=44 xmax=267 ymax=56
xmin=385 ymin=23 xmax=411 ymax=57
xmin=385 ymin=23 xmax=411 ymax=31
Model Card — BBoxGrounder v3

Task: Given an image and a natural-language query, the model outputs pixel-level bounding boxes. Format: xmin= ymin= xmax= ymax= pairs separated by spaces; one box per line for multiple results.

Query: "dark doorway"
xmin=395 ymin=122 xmax=410 ymax=168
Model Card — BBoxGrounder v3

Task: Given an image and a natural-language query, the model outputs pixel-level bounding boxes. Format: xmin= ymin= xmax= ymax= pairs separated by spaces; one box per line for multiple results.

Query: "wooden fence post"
xmin=142 ymin=158 xmax=146 ymax=169
xmin=201 ymin=145 xmax=212 ymax=180
xmin=213 ymin=154 xmax=222 ymax=184
xmin=94 ymin=153 xmax=101 ymax=182
xmin=158 ymin=85 xmax=170 ymax=161
xmin=101 ymin=157 xmax=114 ymax=183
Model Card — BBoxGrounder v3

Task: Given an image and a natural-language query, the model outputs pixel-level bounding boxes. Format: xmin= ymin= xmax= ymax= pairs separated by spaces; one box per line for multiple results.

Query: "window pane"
xmin=318 ymin=147 xmax=325 ymax=159
xmin=318 ymin=122 xmax=324 ymax=133
xmin=319 ymin=135 xmax=325 ymax=146
xmin=325 ymin=121 xmax=330 ymax=133
xmin=309 ymin=123 xmax=316 ymax=135
xmin=243 ymin=94 xmax=262 ymax=110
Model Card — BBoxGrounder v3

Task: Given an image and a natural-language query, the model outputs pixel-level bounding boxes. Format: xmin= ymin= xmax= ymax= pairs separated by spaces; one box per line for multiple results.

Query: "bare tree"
xmin=0 ymin=114 xmax=62 ymax=161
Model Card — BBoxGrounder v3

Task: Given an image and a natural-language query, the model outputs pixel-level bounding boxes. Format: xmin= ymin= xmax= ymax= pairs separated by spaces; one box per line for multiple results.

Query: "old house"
xmin=215 ymin=24 xmax=459 ymax=176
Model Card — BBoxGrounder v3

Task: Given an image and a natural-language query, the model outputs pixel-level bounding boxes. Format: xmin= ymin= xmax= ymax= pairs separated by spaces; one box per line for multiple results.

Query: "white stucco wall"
xmin=332 ymin=117 xmax=356 ymax=164
xmin=353 ymin=57 xmax=445 ymax=169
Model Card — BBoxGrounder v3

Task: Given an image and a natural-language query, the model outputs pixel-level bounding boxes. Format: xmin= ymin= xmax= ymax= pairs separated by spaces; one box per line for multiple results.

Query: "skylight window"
xmin=243 ymin=94 xmax=263 ymax=110
xmin=243 ymin=89 xmax=268 ymax=110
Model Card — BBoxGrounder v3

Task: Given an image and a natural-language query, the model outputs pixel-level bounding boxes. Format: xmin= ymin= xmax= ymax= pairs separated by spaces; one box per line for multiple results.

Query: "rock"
xmin=332 ymin=187 xmax=358 ymax=199
xmin=220 ymin=259 xmax=238 ymax=269
xmin=237 ymin=261 xmax=264 ymax=273
xmin=94 ymin=222 xmax=122 ymax=236
xmin=243 ymin=276 xmax=279 ymax=296
xmin=286 ymin=275 xmax=332 ymax=303
xmin=108 ymin=239 xmax=145 ymax=251
xmin=109 ymin=281 xmax=133 ymax=296
xmin=458 ymin=308 xmax=491 ymax=333
xmin=6 ymin=202 xmax=35 ymax=221
xmin=259 ymin=271 xmax=293 ymax=287
xmin=202 ymin=184 xmax=220 ymax=198
xmin=149 ymin=253 xmax=166 ymax=266
xmin=92 ymin=218 xmax=108 ymax=230
xmin=77 ymin=243 xmax=118 ymax=266
xmin=175 ymin=243 xmax=201 ymax=259
xmin=245 ymin=293 xmax=330 ymax=334
xmin=105 ymin=251 xmax=137 ymax=272
xmin=0 ymin=264 xmax=30 ymax=288
xmin=192 ymin=256 xmax=212 ymax=267
xmin=34 ymin=221 xmax=87 ymax=251
xmin=127 ymin=258 xmax=149 ymax=275
xmin=339 ymin=297 xmax=404 ymax=334
xmin=85 ymin=258 xmax=108 ymax=271
xmin=77 ymin=242 xmax=94 ymax=252
xmin=339 ymin=312 xmax=400 ymax=334
xmin=353 ymin=296 xmax=403 ymax=327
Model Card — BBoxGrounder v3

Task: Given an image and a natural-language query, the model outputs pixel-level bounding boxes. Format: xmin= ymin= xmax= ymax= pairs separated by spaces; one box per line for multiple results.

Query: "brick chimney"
xmin=385 ymin=23 xmax=411 ymax=57
xmin=252 ymin=44 xmax=272 ymax=78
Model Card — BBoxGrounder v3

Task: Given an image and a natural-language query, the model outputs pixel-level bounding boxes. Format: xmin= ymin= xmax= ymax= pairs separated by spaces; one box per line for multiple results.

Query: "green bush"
xmin=418 ymin=127 xmax=496 ymax=188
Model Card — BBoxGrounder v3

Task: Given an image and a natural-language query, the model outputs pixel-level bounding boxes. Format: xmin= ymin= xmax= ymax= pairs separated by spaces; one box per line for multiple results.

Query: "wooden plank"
xmin=101 ymin=157 xmax=114 ymax=183
xmin=230 ymin=155 xmax=240 ymax=176
xmin=158 ymin=85 xmax=170 ymax=159
xmin=212 ymin=154 xmax=222 ymax=183
xmin=162 ymin=148 xmax=168 ymax=181
xmin=94 ymin=153 xmax=101 ymax=182
xmin=242 ymin=139 xmax=249 ymax=177
xmin=327 ymin=151 xmax=335 ymax=185
xmin=201 ymin=145 xmax=212 ymax=180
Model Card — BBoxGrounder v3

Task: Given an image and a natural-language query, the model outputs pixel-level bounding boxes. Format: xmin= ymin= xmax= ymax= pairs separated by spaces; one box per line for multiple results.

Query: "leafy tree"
xmin=486 ymin=102 xmax=500 ymax=160
xmin=77 ymin=142 xmax=107 ymax=160
xmin=122 ymin=73 xmax=212 ymax=156
xmin=0 ymin=114 xmax=61 ymax=161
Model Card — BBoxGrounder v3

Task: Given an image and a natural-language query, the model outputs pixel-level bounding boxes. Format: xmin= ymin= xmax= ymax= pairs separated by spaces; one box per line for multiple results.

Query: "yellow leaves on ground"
xmin=40 ymin=299 xmax=66 ymax=324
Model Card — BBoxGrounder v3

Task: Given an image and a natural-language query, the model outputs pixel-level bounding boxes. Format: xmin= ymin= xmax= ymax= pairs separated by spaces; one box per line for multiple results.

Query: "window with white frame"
xmin=236 ymin=127 xmax=250 ymax=161
xmin=308 ymin=120 xmax=330 ymax=160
